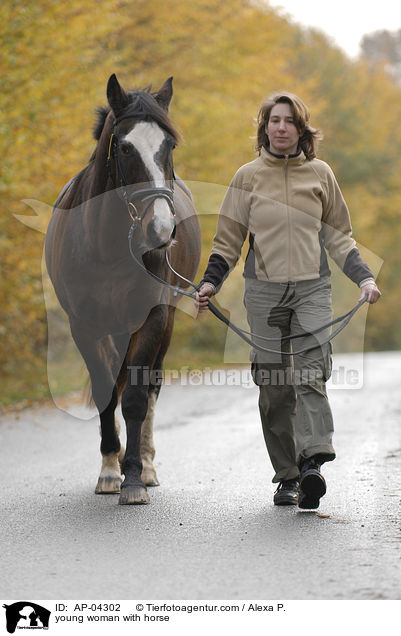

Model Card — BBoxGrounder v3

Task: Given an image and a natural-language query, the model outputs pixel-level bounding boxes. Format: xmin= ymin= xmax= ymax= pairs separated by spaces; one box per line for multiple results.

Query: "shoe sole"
xmin=274 ymin=495 xmax=299 ymax=506
xmin=298 ymin=470 xmax=326 ymax=509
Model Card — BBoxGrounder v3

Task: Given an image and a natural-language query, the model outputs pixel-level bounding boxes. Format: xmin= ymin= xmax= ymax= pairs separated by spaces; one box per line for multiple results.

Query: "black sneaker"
xmin=273 ymin=478 xmax=299 ymax=506
xmin=298 ymin=457 xmax=326 ymax=509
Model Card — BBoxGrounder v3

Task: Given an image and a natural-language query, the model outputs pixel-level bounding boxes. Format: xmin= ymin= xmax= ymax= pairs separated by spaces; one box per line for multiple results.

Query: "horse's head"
xmin=106 ymin=74 xmax=179 ymax=249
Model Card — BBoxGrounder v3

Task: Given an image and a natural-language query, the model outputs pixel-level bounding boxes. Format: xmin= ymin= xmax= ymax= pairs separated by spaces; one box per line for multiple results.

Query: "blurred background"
xmin=1 ymin=0 xmax=400 ymax=407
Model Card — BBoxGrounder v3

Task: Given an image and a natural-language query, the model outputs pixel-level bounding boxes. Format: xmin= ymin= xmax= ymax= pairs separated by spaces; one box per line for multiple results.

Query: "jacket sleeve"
xmin=202 ymin=169 xmax=251 ymax=289
xmin=321 ymin=166 xmax=374 ymax=285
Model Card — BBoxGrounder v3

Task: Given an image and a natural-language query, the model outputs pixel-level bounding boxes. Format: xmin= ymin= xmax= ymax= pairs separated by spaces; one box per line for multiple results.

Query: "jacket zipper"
xmin=283 ymin=155 xmax=291 ymax=281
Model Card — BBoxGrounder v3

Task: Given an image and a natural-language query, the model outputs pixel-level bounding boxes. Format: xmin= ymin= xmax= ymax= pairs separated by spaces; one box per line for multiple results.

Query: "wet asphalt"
xmin=0 ymin=352 xmax=400 ymax=600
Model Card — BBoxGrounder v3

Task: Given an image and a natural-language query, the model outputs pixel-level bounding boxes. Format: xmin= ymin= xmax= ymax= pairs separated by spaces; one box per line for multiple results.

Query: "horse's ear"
xmin=107 ymin=74 xmax=130 ymax=116
xmin=155 ymin=77 xmax=173 ymax=111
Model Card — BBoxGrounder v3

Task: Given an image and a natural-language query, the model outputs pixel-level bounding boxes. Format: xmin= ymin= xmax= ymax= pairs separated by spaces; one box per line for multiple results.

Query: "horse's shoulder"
xmin=54 ymin=164 xmax=93 ymax=210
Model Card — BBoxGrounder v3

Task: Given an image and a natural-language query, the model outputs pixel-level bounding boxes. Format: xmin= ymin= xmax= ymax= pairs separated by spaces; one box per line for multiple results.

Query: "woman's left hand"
xmin=359 ymin=282 xmax=381 ymax=304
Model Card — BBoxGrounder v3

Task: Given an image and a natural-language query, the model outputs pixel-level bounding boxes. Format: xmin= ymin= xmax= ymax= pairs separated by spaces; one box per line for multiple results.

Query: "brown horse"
xmin=45 ymin=74 xmax=201 ymax=504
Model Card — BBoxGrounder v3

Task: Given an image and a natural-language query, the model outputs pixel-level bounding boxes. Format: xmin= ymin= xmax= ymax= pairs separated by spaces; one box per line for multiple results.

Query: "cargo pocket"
xmin=243 ymin=279 xmax=268 ymax=317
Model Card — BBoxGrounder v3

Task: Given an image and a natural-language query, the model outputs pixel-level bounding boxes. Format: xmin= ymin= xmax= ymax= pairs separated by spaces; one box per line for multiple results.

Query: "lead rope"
xmin=128 ymin=228 xmax=196 ymax=300
xmin=128 ymin=220 xmax=368 ymax=355
xmin=110 ymin=128 xmax=368 ymax=356
xmin=206 ymin=294 xmax=368 ymax=355
xmin=163 ymin=251 xmax=369 ymax=356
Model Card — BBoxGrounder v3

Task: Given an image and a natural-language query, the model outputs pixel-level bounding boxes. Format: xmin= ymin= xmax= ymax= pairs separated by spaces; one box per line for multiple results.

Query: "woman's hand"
xmin=359 ymin=282 xmax=381 ymax=304
xmin=195 ymin=282 xmax=216 ymax=313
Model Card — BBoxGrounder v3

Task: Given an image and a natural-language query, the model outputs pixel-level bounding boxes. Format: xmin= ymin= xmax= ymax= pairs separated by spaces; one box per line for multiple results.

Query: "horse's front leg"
xmin=95 ymin=333 xmax=131 ymax=493
xmin=71 ymin=325 xmax=125 ymax=495
xmin=119 ymin=367 xmax=151 ymax=505
xmin=95 ymin=386 xmax=125 ymax=494
xmin=140 ymin=391 xmax=159 ymax=487
xmin=119 ymin=306 xmax=168 ymax=505
xmin=140 ymin=306 xmax=176 ymax=486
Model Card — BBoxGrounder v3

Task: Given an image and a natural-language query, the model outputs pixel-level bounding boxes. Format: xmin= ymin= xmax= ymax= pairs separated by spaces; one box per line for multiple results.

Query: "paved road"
xmin=1 ymin=352 xmax=400 ymax=600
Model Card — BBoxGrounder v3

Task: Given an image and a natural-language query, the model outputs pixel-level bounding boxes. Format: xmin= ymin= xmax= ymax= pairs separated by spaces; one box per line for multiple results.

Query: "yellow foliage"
xmin=1 ymin=0 xmax=401 ymax=404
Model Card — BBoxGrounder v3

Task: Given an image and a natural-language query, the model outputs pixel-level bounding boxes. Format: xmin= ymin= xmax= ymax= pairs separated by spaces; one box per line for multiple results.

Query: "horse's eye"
xmin=120 ymin=143 xmax=131 ymax=155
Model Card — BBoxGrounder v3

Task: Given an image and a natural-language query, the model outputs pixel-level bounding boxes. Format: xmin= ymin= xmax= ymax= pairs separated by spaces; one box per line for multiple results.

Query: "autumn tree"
xmin=1 ymin=0 xmax=401 ymax=404
xmin=360 ymin=29 xmax=401 ymax=85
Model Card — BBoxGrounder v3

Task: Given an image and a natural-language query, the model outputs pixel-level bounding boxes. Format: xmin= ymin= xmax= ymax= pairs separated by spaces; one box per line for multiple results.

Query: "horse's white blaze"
xmin=124 ymin=122 xmax=165 ymax=186
xmin=153 ymin=199 xmax=175 ymax=242
xmin=123 ymin=122 xmax=174 ymax=240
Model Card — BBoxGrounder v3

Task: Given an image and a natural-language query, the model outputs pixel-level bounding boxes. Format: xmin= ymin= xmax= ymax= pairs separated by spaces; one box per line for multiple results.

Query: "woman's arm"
xmin=196 ymin=169 xmax=252 ymax=311
xmin=320 ymin=165 xmax=381 ymax=303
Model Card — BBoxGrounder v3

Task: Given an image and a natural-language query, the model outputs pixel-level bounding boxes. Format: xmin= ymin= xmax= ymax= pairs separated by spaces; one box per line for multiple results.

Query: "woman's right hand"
xmin=359 ymin=282 xmax=381 ymax=304
xmin=195 ymin=282 xmax=216 ymax=313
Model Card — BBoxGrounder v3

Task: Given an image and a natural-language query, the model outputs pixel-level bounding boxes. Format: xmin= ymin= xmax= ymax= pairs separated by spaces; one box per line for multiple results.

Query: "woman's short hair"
xmin=255 ymin=92 xmax=322 ymax=160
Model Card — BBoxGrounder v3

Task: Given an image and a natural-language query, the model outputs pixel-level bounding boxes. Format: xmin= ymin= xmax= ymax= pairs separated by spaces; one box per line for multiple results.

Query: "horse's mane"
xmin=93 ymin=86 xmax=180 ymax=144
xmin=93 ymin=106 xmax=111 ymax=141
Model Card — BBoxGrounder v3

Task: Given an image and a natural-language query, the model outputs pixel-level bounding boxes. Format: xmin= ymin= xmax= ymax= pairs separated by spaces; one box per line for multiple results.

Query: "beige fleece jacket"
xmin=210 ymin=147 xmax=359 ymax=283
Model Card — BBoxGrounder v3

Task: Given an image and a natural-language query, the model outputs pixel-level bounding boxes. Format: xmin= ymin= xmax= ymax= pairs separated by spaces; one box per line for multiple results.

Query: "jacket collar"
xmin=260 ymin=145 xmax=306 ymax=166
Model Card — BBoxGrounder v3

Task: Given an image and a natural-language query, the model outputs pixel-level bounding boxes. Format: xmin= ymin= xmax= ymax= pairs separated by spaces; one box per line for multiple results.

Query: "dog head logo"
xmin=2 ymin=602 xmax=51 ymax=633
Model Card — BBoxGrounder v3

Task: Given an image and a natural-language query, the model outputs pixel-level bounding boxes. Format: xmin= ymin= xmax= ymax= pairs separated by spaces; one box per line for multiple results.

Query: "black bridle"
xmin=106 ymin=124 xmax=175 ymax=230
xmin=106 ymin=119 xmax=196 ymax=298
xmin=106 ymin=120 xmax=369 ymax=356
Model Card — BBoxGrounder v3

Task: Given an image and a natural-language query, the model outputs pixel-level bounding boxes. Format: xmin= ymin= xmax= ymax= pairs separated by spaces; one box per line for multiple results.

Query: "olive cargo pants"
xmin=244 ymin=277 xmax=336 ymax=483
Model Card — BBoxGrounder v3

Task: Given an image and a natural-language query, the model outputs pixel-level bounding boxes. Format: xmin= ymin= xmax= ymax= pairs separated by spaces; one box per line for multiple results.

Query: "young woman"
xmin=196 ymin=92 xmax=381 ymax=508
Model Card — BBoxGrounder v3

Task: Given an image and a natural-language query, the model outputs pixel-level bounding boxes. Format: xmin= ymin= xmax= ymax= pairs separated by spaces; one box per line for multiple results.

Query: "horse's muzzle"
xmin=145 ymin=215 xmax=176 ymax=249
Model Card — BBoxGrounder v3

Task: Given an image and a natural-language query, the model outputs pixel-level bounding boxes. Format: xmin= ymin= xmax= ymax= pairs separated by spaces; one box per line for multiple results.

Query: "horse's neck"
xmin=89 ymin=117 xmax=116 ymax=199
xmin=76 ymin=148 xmax=126 ymax=262
xmin=90 ymin=156 xmax=114 ymax=199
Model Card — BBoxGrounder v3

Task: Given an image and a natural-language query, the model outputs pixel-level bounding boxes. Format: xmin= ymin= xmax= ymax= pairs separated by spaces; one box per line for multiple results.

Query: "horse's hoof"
xmin=119 ymin=486 xmax=150 ymax=505
xmin=95 ymin=476 xmax=122 ymax=494
xmin=141 ymin=468 xmax=160 ymax=487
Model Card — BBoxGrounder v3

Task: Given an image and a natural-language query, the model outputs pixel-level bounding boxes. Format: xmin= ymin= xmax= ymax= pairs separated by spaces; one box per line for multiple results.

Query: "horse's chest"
xmin=68 ymin=271 xmax=164 ymax=335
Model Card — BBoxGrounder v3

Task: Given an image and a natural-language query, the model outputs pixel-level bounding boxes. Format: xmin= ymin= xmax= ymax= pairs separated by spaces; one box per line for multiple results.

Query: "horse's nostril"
xmin=146 ymin=224 xmax=161 ymax=248
xmin=146 ymin=218 xmax=175 ymax=248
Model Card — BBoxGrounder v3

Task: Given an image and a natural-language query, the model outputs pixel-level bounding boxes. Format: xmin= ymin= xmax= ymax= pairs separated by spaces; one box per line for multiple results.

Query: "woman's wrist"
xmin=359 ymin=277 xmax=375 ymax=288
xmin=200 ymin=281 xmax=216 ymax=295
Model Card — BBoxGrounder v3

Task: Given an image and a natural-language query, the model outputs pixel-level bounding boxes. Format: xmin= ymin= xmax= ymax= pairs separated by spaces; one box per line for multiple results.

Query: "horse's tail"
xmin=83 ymin=377 xmax=95 ymax=409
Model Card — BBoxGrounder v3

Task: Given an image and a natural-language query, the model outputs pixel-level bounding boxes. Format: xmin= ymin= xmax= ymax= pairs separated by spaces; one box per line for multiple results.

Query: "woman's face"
xmin=265 ymin=102 xmax=300 ymax=156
